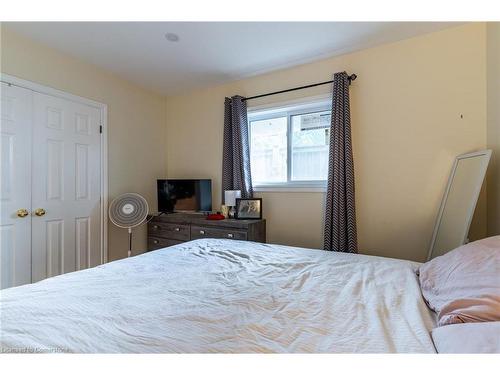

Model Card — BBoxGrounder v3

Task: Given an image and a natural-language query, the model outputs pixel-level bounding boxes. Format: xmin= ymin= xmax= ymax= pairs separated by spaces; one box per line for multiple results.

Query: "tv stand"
xmin=147 ymin=212 xmax=266 ymax=251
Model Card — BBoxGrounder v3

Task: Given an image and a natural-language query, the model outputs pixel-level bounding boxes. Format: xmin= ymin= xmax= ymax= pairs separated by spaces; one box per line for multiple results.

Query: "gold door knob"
xmin=16 ymin=209 xmax=29 ymax=218
xmin=34 ymin=208 xmax=46 ymax=217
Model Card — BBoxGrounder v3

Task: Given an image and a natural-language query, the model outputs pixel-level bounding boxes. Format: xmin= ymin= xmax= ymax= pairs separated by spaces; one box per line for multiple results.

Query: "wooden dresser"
xmin=147 ymin=213 xmax=266 ymax=251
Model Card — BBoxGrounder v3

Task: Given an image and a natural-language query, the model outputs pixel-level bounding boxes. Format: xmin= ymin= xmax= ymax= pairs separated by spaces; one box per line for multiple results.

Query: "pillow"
xmin=419 ymin=236 xmax=500 ymax=326
xmin=439 ymin=295 xmax=500 ymax=325
xmin=432 ymin=322 xmax=500 ymax=353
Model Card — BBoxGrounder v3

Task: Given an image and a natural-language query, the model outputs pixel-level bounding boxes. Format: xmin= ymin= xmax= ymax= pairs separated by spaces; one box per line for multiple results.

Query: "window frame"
xmin=247 ymin=97 xmax=332 ymax=192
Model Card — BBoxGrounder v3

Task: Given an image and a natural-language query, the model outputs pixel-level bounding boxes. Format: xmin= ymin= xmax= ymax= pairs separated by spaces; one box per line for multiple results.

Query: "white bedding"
xmin=0 ymin=239 xmax=436 ymax=353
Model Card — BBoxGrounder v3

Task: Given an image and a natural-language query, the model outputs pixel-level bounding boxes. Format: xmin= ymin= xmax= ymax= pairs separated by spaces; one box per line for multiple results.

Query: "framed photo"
xmin=235 ymin=198 xmax=262 ymax=220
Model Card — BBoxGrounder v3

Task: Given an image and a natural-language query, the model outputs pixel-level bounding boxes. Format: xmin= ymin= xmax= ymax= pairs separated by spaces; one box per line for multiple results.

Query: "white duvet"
xmin=0 ymin=239 xmax=436 ymax=353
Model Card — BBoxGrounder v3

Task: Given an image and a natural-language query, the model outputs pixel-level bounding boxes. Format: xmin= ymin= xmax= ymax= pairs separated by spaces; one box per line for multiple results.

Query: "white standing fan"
xmin=109 ymin=193 xmax=149 ymax=257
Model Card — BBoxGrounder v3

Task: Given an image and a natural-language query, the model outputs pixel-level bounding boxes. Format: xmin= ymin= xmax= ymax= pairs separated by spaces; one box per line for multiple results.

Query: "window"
xmin=248 ymin=99 xmax=331 ymax=190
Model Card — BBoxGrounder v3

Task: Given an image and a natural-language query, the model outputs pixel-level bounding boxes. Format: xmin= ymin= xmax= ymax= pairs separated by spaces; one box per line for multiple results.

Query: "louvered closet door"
xmin=31 ymin=92 xmax=101 ymax=282
xmin=0 ymin=83 xmax=33 ymax=289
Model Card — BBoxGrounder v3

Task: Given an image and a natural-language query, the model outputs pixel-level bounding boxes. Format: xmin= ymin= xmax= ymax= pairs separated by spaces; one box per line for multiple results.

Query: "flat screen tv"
xmin=157 ymin=179 xmax=212 ymax=213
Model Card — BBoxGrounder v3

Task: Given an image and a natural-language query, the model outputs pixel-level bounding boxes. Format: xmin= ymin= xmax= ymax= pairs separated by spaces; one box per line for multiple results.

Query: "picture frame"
xmin=235 ymin=198 xmax=262 ymax=220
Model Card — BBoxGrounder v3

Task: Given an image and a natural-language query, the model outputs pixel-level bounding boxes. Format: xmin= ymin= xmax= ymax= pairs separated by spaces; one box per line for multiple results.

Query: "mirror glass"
xmin=428 ymin=150 xmax=491 ymax=260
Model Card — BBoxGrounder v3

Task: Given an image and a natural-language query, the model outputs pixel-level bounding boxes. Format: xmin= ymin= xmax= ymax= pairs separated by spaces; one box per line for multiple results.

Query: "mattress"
xmin=0 ymin=239 xmax=436 ymax=353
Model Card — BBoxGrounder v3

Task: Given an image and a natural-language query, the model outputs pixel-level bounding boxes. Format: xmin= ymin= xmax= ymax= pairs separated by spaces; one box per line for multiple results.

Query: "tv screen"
xmin=157 ymin=179 xmax=212 ymax=213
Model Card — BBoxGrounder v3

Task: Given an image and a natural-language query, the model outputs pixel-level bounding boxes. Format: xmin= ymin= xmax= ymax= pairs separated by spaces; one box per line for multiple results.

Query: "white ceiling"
xmin=4 ymin=22 xmax=460 ymax=95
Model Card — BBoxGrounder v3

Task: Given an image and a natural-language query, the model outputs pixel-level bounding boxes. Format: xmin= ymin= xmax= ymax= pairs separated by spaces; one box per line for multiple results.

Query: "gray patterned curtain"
xmin=324 ymin=72 xmax=358 ymax=253
xmin=222 ymin=96 xmax=253 ymax=200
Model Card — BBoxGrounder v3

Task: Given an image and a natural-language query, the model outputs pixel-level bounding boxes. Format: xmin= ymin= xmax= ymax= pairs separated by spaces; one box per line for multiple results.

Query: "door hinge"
xmin=99 ymin=125 xmax=103 ymax=134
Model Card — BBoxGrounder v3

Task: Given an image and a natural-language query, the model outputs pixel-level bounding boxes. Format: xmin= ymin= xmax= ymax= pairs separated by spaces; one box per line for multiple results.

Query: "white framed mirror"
xmin=427 ymin=150 xmax=492 ymax=260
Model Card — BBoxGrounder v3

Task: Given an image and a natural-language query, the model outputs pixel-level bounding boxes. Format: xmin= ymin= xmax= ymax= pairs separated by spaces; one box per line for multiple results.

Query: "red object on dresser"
xmin=206 ymin=213 xmax=226 ymax=220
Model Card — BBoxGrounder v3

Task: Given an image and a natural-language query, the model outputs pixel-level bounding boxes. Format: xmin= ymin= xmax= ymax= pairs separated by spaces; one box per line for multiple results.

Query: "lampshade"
xmin=224 ymin=190 xmax=241 ymax=206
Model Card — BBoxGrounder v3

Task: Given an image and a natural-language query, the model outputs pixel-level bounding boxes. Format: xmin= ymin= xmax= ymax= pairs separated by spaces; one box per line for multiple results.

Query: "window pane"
xmin=291 ymin=111 xmax=330 ymax=181
xmin=249 ymin=117 xmax=287 ymax=184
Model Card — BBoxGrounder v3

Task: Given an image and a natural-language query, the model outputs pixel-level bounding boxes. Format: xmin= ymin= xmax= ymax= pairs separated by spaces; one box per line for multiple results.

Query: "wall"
xmin=487 ymin=22 xmax=500 ymax=236
xmin=166 ymin=23 xmax=487 ymax=262
xmin=1 ymin=27 xmax=167 ymax=261
xmin=1 ymin=23 xmax=490 ymax=263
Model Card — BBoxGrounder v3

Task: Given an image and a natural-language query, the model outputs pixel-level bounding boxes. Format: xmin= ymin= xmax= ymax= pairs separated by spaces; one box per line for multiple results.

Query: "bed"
xmin=0 ymin=239 xmax=436 ymax=353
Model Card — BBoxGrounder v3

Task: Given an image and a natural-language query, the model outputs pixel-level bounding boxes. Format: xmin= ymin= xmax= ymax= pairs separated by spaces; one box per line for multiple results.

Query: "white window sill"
xmin=253 ymin=185 xmax=327 ymax=193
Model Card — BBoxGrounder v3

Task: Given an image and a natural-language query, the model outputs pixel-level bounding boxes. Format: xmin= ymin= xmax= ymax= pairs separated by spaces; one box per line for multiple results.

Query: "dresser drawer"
xmin=148 ymin=221 xmax=190 ymax=241
xmin=191 ymin=226 xmax=248 ymax=241
xmin=148 ymin=236 xmax=183 ymax=251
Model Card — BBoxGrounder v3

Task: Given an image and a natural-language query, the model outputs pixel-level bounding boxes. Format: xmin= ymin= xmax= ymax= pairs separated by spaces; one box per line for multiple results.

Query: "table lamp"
xmin=224 ymin=190 xmax=241 ymax=218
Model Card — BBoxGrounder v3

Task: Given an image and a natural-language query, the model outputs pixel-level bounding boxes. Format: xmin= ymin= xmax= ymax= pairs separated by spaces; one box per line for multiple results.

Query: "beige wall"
xmin=1 ymin=23 xmax=490 ymax=264
xmin=487 ymin=22 xmax=500 ymax=236
xmin=1 ymin=27 xmax=167 ymax=261
xmin=166 ymin=23 xmax=487 ymax=262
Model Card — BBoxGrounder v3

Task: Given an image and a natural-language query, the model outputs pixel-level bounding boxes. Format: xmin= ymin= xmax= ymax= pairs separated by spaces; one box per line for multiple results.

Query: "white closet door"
xmin=0 ymin=83 xmax=33 ymax=289
xmin=31 ymin=92 xmax=101 ymax=282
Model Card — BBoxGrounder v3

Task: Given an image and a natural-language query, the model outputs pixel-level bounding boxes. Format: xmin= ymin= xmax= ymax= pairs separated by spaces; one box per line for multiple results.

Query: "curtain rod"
xmin=241 ymin=73 xmax=357 ymax=102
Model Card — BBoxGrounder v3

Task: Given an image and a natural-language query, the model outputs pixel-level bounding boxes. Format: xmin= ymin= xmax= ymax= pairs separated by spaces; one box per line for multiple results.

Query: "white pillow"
xmin=432 ymin=322 xmax=500 ymax=353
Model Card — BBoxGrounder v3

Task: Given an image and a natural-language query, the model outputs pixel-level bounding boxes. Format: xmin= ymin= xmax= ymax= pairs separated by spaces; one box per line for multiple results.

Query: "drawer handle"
xmin=227 ymin=233 xmax=234 ymax=238
xmin=174 ymin=227 xmax=180 ymax=232
xmin=153 ymin=225 xmax=159 ymax=229
xmin=199 ymin=230 xmax=205 ymax=235
xmin=153 ymin=240 xmax=159 ymax=244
